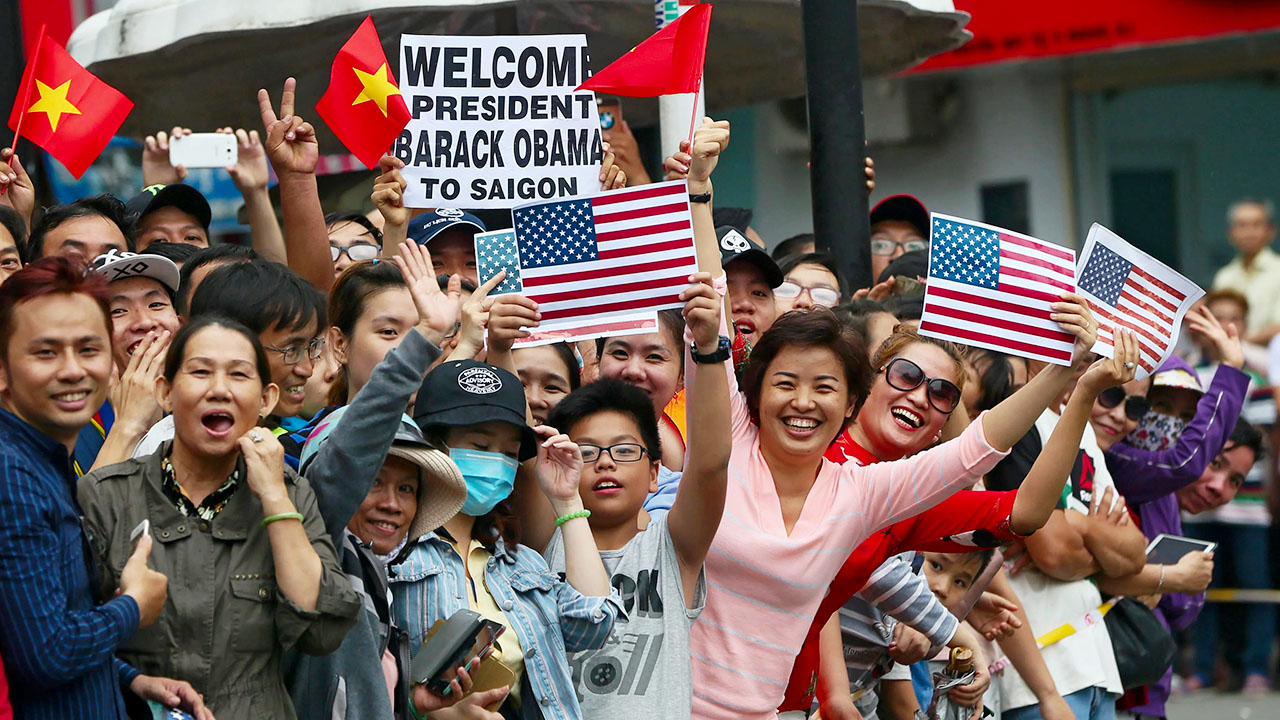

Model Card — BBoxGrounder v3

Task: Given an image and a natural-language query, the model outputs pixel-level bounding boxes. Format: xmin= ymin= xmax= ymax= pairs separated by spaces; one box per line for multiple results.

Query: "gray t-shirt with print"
xmin=542 ymin=514 xmax=705 ymax=718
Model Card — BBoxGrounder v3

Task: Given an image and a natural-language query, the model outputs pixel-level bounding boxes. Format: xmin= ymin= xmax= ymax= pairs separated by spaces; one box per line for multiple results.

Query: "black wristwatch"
xmin=691 ymin=335 xmax=732 ymax=364
xmin=688 ymin=192 xmax=712 ymax=204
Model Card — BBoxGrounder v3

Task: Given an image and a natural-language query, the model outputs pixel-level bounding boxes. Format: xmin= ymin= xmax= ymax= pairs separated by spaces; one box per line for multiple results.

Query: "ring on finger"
xmin=1123 ymin=361 xmax=1135 ymax=369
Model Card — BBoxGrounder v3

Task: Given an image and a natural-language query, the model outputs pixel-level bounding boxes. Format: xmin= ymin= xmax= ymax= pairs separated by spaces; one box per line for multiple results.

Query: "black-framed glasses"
xmin=1097 ymin=386 xmax=1150 ymax=421
xmin=579 ymin=443 xmax=648 ymax=463
xmin=870 ymin=237 xmax=928 ymax=257
xmin=881 ymin=357 xmax=961 ymax=414
xmin=263 ymin=336 xmax=325 ymax=365
xmin=330 ymin=243 xmax=380 ymax=262
xmin=774 ymin=281 xmax=840 ymax=307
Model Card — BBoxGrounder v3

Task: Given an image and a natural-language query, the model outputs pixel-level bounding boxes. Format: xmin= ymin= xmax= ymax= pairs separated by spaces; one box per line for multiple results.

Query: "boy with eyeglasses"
xmin=519 ymin=274 xmax=731 ymax=717
xmin=869 ymin=194 xmax=931 ymax=282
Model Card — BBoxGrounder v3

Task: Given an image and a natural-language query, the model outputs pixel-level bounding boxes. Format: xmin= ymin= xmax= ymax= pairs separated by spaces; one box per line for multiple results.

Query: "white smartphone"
xmin=169 ymin=133 xmax=237 ymax=168
xmin=1145 ymin=533 xmax=1215 ymax=565
xmin=130 ymin=518 xmax=150 ymax=554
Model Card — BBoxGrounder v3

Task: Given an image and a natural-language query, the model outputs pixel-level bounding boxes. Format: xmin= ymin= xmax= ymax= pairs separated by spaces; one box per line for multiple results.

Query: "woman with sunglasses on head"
xmin=774 ymin=252 xmax=842 ymax=313
xmin=1090 ymin=306 xmax=1248 ymax=718
xmin=665 ymin=118 xmax=1106 ymax=720
xmin=781 ymin=328 xmax=1140 ymax=720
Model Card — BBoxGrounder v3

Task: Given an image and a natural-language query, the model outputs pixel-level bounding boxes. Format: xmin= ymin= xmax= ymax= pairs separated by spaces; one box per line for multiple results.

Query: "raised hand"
xmin=393 ymin=240 xmax=462 ymax=346
xmin=237 ymin=428 xmax=288 ymax=506
xmin=110 ymin=330 xmax=170 ymax=436
xmin=452 ymin=272 xmax=508 ymax=359
xmin=0 ymin=148 xmax=36 ymax=225
xmin=968 ymin=591 xmax=1022 ymax=641
xmin=1075 ymin=328 xmax=1139 ymax=398
xmin=1049 ymin=292 xmax=1100 ymax=366
xmin=601 ymin=119 xmax=651 ymax=186
xmin=599 ymin=142 xmax=627 ymax=191
xmin=257 ymin=78 xmax=319 ymax=177
xmin=1185 ymin=304 xmax=1244 ymax=369
xmin=533 ymin=424 xmax=585 ymax=513
xmin=487 ymin=294 xmax=540 ymax=355
xmin=142 ymin=126 xmax=191 ymax=185
xmin=218 ymin=127 xmax=271 ymax=193
xmin=679 ymin=272 xmax=722 ymax=354
xmin=663 ymin=118 xmax=730 ymax=192
xmin=372 ymin=155 xmax=410 ymax=229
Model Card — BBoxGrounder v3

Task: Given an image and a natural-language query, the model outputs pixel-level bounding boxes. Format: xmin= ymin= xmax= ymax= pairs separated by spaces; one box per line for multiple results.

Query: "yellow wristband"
xmin=261 ymin=512 xmax=304 ymax=528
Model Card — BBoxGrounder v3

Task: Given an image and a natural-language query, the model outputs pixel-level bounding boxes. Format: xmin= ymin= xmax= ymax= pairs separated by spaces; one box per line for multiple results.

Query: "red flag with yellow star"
xmin=315 ymin=16 xmax=411 ymax=169
xmin=6 ymin=30 xmax=133 ymax=179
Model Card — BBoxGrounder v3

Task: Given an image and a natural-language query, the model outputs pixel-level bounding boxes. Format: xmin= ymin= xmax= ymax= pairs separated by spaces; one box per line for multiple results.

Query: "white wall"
xmin=865 ymin=65 xmax=1078 ymax=248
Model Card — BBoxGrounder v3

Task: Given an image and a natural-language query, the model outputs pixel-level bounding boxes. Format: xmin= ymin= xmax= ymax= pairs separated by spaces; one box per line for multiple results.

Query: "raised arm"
xmin=221 ymin=126 xmax=287 ymax=264
xmin=532 ymin=427 xmax=610 ymax=596
xmin=1009 ymin=330 xmax=1139 ymax=534
xmin=667 ymin=274 xmax=730 ymax=604
xmin=372 ymin=155 xmax=410 ymax=261
xmin=667 ymin=118 xmax=730 ymax=276
xmin=258 ymin=78 xmax=333 ymax=293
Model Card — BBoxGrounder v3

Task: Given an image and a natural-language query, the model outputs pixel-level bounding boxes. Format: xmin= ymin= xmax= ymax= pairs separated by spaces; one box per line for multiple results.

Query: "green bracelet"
xmin=554 ymin=509 xmax=591 ymax=527
xmin=261 ymin=512 xmax=304 ymax=528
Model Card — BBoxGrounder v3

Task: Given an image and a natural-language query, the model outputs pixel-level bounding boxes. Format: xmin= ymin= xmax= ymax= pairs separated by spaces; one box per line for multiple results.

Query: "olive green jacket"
xmin=78 ymin=443 xmax=360 ymax=720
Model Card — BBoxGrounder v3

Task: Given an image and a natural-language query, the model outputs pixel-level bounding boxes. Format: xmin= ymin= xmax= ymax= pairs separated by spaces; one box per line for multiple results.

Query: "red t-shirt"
xmin=777 ymin=435 xmax=1023 ymax=713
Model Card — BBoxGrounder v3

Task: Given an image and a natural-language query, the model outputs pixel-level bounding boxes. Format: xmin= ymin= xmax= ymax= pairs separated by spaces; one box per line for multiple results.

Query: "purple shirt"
xmin=1105 ymin=358 xmax=1248 ymax=716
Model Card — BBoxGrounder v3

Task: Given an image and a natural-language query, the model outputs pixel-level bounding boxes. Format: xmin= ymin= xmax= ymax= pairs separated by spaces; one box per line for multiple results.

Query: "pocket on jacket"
xmin=507 ymin=569 xmax=561 ymax=630
xmin=229 ymin=575 xmax=278 ymax=652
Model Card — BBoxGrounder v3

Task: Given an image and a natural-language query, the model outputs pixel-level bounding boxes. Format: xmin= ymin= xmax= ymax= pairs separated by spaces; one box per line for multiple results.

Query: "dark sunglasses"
xmin=881 ymin=357 xmax=961 ymax=414
xmin=1097 ymin=386 xmax=1150 ymax=421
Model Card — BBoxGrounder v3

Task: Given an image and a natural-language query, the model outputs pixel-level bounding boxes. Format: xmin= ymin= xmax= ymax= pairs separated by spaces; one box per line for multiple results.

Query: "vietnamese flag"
xmin=315 ymin=16 xmax=411 ymax=169
xmin=6 ymin=29 xmax=133 ymax=179
xmin=577 ymin=3 xmax=713 ymax=97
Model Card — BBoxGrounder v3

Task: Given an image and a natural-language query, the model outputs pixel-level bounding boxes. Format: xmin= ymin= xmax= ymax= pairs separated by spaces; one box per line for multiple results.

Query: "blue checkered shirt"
xmin=391 ymin=532 xmax=624 ymax=719
xmin=0 ymin=410 xmax=139 ymax=719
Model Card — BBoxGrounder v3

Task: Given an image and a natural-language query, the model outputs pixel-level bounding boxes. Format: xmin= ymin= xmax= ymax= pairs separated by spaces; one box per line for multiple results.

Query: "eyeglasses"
xmin=330 ymin=243 xmax=380 ymax=262
xmin=881 ymin=357 xmax=961 ymax=414
xmin=579 ymin=443 xmax=648 ymax=463
xmin=1097 ymin=386 xmax=1150 ymax=421
xmin=263 ymin=336 xmax=326 ymax=365
xmin=870 ymin=237 xmax=928 ymax=257
xmin=774 ymin=281 xmax=840 ymax=307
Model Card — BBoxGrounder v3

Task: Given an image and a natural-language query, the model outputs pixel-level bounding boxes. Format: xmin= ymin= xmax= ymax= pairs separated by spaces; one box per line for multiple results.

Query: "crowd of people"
xmin=0 ymin=75 xmax=1276 ymax=720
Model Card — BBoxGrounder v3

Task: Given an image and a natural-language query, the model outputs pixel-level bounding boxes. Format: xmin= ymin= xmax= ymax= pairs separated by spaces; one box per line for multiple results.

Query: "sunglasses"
xmin=775 ymin=281 xmax=840 ymax=307
xmin=330 ymin=242 xmax=380 ymax=262
xmin=881 ymin=357 xmax=961 ymax=414
xmin=1097 ymin=386 xmax=1150 ymax=421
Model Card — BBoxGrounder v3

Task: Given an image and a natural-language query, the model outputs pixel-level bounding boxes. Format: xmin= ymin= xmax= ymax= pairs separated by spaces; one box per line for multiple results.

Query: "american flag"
xmin=474 ymin=180 xmax=698 ymax=346
xmin=920 ymin=214 xmax=1078 ymax=365
xmin=1077 ymin=223 xmax=1203 ymax=378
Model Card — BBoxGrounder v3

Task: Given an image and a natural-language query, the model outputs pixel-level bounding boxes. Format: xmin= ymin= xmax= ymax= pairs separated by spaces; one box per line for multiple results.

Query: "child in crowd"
xmin=922 ymin=550 xmax=1004 ymax=718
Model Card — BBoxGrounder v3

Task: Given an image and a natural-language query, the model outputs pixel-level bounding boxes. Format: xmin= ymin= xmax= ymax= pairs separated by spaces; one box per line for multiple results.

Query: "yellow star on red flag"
xmin=351 ymin=63 xmax=400 ymax=117
xmin=28 ymin=78 xmax=82 ymax=132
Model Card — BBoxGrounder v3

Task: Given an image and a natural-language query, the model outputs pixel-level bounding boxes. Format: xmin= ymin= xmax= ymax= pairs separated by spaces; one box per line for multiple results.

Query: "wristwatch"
xmin=691 ymin=335 xmax=732 ymax=364
xmin=688 ymin=192 xmax=713 ymax=204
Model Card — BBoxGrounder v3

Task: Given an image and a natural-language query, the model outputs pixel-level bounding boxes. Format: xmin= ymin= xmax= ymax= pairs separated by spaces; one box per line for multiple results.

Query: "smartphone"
xmin=411 ymin=610 xmax=506 ymax=695
xmin=1145 ymin=533 xmax=1216 ymax=565
xmin=169 ymin=132 xmax=237 ymax=168
xmin=596 ymin=97 xmax=622 ymax=132
xmin=130 ymin=519 xmax=150 ymax=554
xmin=147 ymin=701 xmax=194 ymax=719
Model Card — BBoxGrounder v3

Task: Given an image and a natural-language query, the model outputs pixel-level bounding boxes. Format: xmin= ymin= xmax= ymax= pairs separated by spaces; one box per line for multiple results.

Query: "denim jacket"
xmin=390 ymin=532 xmax=624 ymax=719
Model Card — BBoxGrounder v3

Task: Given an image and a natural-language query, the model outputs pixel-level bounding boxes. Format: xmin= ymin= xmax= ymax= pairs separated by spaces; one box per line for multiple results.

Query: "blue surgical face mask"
xmin=450 ymin=448 xmax=519 ymax=516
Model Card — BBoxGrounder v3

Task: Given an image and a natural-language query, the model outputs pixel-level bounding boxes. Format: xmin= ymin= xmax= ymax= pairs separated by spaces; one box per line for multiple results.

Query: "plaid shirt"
xmin=391 ymin=531 xmax=624 ymax=719
xmin=0 ymin=410 xmax=139 ymax=719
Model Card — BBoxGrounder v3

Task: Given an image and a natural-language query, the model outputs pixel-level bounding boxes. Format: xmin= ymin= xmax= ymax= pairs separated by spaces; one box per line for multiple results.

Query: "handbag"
xmin=1103 ymin=596 xmax=1176 ymax=689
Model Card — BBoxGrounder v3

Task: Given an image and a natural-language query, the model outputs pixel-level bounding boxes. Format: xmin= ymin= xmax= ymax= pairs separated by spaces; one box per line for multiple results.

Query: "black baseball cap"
xmin=869 ymin=194 xmax=929 ymax=239
xmin=877 ymin=248 xmax=929 ymax=285
xmin=413 ymin=359 xmax=537 ymax=461
xmin=408 ymin=209 xmax=487 ymax=245
xmin=125 ymin=183 xmax=212 ymax=230
xmin=717 ymin=225 xmax=783 ymax=288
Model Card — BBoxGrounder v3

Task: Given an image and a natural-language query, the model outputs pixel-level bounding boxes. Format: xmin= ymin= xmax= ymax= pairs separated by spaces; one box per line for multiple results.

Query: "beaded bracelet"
xmin=555 ymin=509 xmax=591 ymax=527
xmin=261 ymin=512 xmax=304 ymax=528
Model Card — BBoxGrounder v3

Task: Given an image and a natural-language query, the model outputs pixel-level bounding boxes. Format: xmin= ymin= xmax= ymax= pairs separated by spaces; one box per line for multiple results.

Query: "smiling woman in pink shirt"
xmin=669 ymin=119 xmax=1100 ymax=720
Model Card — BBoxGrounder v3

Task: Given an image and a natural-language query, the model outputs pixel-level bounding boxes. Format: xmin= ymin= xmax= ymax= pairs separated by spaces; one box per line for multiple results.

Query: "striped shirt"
xmin=687 ymin=356 xmax=1009 ymax=719
xmin=390 ymin=532 xmax=624 ymax=719
xmin=0 ymin=409 xmax=139 ymax=720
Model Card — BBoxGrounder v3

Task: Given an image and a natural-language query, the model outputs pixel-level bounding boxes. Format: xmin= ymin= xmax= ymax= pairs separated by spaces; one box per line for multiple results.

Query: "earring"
xmin=931 ymin=434 xmax=940 ymax=443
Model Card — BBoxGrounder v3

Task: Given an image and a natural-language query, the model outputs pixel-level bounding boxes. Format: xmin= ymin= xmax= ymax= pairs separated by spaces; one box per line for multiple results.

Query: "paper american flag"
xmin=920 ymin=214 xmax=1078 ymax=365
xmin=474 ymin=180 xmax=698 ymax=346
xmin=1076 ymin=223 xmax=1203 ymax=380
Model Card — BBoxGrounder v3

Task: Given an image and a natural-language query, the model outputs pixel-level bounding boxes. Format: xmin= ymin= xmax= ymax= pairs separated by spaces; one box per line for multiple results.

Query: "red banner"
xmin=914 ymin=0 xmax=1280 ymax=73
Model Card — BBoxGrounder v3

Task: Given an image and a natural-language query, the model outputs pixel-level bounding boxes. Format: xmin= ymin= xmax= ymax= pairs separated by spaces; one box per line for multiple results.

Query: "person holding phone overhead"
xmin=78 ymin=315 xmax=360 ymax=720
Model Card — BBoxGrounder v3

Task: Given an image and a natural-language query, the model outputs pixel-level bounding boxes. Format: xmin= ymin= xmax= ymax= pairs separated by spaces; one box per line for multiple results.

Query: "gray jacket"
xmin=286 ymin=328 xmax=442 ymax=720
xmin=77 ymin=447 xmax=360 ymax=720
